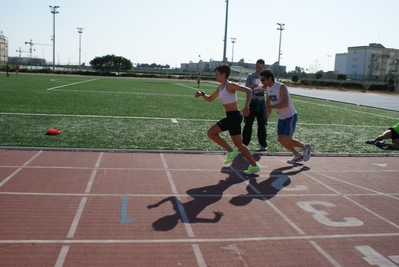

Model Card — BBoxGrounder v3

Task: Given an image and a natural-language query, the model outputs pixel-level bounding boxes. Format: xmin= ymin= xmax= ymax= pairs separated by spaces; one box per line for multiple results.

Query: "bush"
xmin=367 ymin=83 xmax=388 ymax=92
xmin=291 ymin=75 xmax=299 ymax=82
xmin=337 ymin=74 xmax=347 ymax=81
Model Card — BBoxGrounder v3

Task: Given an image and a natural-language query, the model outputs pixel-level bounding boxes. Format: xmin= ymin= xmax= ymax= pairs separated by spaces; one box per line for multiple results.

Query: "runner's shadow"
xmin=147 ymin=163 xmax=246 ymax=231
xmin=230 ymin=165 xmax=309 ymax=206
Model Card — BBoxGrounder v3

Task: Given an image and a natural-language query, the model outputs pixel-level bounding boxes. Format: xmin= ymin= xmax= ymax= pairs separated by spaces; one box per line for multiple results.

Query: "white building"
xmin=335 ymin=43 xmax=399 ymax=80
xmin=0 ymin=30 xmax=8 ymax=66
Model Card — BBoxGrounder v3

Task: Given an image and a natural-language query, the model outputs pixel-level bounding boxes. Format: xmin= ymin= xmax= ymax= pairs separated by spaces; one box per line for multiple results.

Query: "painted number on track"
xmin=297 ymin=201 xmax=363 ymax=227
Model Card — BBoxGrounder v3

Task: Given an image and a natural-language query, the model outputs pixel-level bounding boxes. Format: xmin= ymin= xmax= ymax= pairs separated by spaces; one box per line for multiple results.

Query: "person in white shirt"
xmin=260 ymin=69 xmax=311 ymax=164
xmin=194 ymin=63 xmax=260 ymax=175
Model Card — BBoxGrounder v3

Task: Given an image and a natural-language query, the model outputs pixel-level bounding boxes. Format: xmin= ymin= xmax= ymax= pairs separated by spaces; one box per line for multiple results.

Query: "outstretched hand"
xmin=147 ymin=204 xmax=159 ymax=209
xmin=213 ymin=211 xmax=224 ymax=221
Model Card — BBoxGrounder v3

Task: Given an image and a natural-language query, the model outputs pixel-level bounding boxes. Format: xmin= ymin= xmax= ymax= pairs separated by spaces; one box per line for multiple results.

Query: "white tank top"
xmin=266 ymin=82 xmax=296 ymax=119
xmin=219 ymin=82 xmax=237 ymax=104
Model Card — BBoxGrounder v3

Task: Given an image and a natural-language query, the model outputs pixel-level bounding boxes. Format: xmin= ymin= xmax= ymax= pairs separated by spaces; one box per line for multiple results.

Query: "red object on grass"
xmin=46 ymin=128 xmax=61 ymax=135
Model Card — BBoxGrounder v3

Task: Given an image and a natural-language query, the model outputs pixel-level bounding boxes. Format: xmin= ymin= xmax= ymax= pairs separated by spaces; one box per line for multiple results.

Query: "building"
xmin=335 ymin=43 xmax=399 ymax=81
xmin=0 ymin=30 xmax=8 ymax=66
xmin=180 ymin=58 xmax=286 ymax=75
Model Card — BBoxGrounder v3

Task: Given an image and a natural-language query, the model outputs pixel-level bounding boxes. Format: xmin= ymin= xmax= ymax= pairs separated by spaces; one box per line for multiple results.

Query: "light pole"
xmin=222 ymin=0 xmax=229 ymax=62
xmin=77 ymin=27 xmax=83 ymax=67
xmin=276 ymin=23 xmax=285 ymax=80
xmin=231 ymin=37 xmax=236 ymax=63
xmin=327 ymin=55 xmax=331 ymax=71
xmin=49 ymin=5 xmax=60 ymax=71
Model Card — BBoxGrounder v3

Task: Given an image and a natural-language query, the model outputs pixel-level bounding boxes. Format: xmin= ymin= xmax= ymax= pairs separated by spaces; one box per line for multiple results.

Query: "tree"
xmin=291 ymin=74 xmax=299 ymax=82
xmin=90 ymin=54 xmax=132 ymax=74
xmin=315 ymin=70 xmax=323 ymax=79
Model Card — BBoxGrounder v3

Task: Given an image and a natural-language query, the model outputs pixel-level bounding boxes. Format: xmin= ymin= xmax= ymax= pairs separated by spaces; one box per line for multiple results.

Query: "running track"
xmin=0 ymin=148 xmax=398 ymax=266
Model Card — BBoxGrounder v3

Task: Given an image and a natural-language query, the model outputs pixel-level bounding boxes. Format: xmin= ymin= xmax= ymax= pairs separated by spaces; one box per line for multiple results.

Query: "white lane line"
xmin=160 ymin=153 xmax=195 ymax=237
xmin=47 ymin=78 xmax=101 ymax=91
xmin=66 ymin=197 xmax=87 ymax=238
xmin=171 ymin=118 xmax=178 ymax=123
xmin=222 ymin=157 xmax=305 ymax=235
xmin=0 ymin=150 xmax=43 ymax=187
xmin=54 ymin=245 xmax=70 ymax=267
xmin=309 ymin=241 xmax=342 ymax=267
xmin=1 ymin=232 xmax=399 ymax=244
xmin=84 ymin=152 xmax=103 ymax=193
xmin=192 ymin=244 xmax=207 ymax=267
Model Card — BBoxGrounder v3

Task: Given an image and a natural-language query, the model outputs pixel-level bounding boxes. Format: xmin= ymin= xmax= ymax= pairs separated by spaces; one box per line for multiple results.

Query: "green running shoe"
xmin=244 ymin=165 xmax=260 ymax=175
xmin=224 ymin=150 xmax=239 ymax=164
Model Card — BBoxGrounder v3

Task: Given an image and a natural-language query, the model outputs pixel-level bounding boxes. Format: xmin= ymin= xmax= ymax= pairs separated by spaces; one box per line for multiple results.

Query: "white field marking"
xmin=54 ymin=245 xmax=70 ymax=267
xmin=0 ymin=112 xmax=216 ymax=122
xmin=355 ymin=245 xmax=398 ymax=267
xmin=192 ymin=244 xmax=207 ymax=267
xmin=294 ymin=98 xmax=397 ymax=120
xmin=0 ymin=191 xmax=343 ymax=198
xmin=66 ymin=197 xmax=87 ymax=238
xmin=1 ymin=232 xmax=399 ymax=244
xmin=221 ymin=244 xmax=249 ymax=267
xmin=219 ymin=155 xmax=306 ymax=235
xmin=309 ymin=241 xmax=342 ymax=267
xmin=0 ymin=150 xmax=42 ymax=187
xmin=1 ymin=111 xmax=392 ymax=129
xmin=295 ymin=167 xmax=399 ymax=229
xmin=84 ymin=152 xmax=103 ymax=193
xmin=176 ymin=83 xmax=199 ymax=90
xmin=304 ymin=168 xmax=399 ymax=201
xmin=54 ymin=89 xmax=198 ymax=99
xmin=160 ymin=153 xmax=194 ymax=237
xmin=171 ymin=118 xmax=178 ymax=123
xmin=46 ymin=78 xmax=101 ymax=91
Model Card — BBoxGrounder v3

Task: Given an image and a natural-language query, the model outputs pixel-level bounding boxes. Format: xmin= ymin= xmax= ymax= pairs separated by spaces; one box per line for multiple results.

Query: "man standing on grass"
xmin=260 ymin=69 xmax=311 ymax=164
xmin=242 ymin=59 xmax=268 ymax=151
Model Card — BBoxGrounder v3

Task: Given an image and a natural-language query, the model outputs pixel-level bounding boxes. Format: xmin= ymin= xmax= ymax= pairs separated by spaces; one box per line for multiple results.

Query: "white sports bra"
xmin=219 ymin=83 xmax=237 ymax=104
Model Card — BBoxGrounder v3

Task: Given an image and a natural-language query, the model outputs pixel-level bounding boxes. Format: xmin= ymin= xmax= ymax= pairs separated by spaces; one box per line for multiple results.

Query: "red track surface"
xmin=0 ymin=149 xmax=398 ymax=266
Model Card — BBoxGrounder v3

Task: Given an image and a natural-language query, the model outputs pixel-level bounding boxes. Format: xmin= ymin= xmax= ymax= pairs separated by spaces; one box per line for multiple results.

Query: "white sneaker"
xmin=302 ymin=144 xmax=311 ymax=162
xmin=287 ymin=154 xmax=303 ymax=164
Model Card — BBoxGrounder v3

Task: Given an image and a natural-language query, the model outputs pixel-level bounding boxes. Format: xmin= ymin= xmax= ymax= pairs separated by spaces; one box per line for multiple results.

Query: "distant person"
xmin=242 ymin=59 xmax=268 ymax=151
xmin=15 ymin=65 xmax=19 ymax=75
xmin=260 ymin=69 xmax=311 ymax=164
xmin=366 ymin=122 xmax=399 ymax=149
xmin=6 ymin=63 xmax=10 ymax=77
xmin=197 ymin=72 xmax=201 ymax=88
xmin=194 ymin=63 xmax=260 ymax=175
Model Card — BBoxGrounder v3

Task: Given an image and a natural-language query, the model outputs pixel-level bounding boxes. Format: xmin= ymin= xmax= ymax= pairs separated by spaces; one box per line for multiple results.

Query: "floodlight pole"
xmin=50 ymin=5 xmax=60 ymax=71
xmin=276 ymin=23 xmax=284 ymax=80
xmin=77 ymin=27 xmax=84 ymax=67
xmin=231 ymin=37 xmax=236 ymax=63
xmin=222 ymin=0 xmax=229 ymax=63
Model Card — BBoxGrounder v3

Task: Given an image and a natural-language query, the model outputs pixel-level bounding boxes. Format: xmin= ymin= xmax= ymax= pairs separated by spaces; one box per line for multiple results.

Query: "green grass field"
xmin=0 ymin=73 xmax=398 ymax=154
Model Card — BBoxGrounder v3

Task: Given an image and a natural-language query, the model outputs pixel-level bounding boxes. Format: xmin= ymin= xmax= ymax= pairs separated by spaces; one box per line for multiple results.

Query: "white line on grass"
xmin=1 ymin=112 xmax=390 ymax=128
xmin=46 ymin=78 xmax=102 ymax=91
xmin=294 ymin=98 xmax=398 ymax=120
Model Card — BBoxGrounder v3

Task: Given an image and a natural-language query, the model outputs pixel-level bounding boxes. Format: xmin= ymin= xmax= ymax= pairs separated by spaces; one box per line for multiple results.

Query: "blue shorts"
xmin=217 ymin=111 xmax=243 ymax=136
xmin=277 ymin=113 xmax=297 ymax=136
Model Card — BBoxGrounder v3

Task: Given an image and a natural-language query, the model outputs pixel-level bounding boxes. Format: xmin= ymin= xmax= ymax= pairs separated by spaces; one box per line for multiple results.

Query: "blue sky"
xmin=3 ymin=0 xmax=399 ymax=71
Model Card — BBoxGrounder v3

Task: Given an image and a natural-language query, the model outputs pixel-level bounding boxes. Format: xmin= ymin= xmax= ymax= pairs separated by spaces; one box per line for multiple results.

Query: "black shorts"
xmin=217 ymin=111 xmax=242 ymax=136
xmin=389 ymin=127 xmax=399 ymax=140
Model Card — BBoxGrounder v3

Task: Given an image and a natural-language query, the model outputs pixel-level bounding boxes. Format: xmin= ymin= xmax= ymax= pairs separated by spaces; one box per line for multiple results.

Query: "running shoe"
xmin=259 ymin=146 xmax=267 ymax=151
xmin=287 ymin=154 xmax=304 ymax=164
xmin=243 ymin=165 xmax=260 ymax=175
xmin=302 ymin=144 xmax=311 ymax=162
xmin=365 ymin=140 xmax=375 ymax=144
xmin=375 ymin=141 xmax=386 ymax=147
xmin=224 ymin=150 xmax=239 ymax=164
